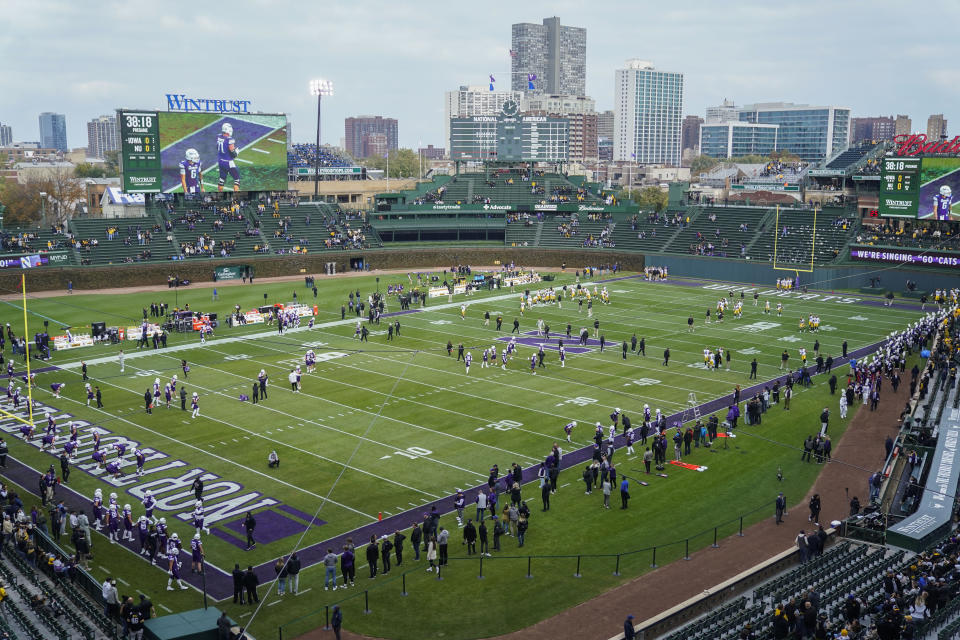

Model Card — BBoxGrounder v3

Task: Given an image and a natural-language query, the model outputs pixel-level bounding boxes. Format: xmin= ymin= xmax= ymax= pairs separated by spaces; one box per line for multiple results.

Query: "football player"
xmin=935 ymin=185 xmax=953 ymax=220
xmin=180 ymin=148 xmax=203 ymax=195
xmin=216 ymin=122 xmax=240 ymax=192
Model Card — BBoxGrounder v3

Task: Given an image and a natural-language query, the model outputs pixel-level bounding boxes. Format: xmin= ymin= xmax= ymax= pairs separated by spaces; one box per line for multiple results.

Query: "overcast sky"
xmin=2 ymin=0 xmax=959 ymax=152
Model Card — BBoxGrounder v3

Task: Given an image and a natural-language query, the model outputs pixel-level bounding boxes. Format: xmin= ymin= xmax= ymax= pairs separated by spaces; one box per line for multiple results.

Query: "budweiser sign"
xmin=893 ymin=134 xmax=960 ymax=156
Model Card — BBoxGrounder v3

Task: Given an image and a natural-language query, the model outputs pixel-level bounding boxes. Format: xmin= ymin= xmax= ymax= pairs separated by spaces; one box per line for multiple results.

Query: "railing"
xmin=277 ymin=499 xmax=775 ymax=639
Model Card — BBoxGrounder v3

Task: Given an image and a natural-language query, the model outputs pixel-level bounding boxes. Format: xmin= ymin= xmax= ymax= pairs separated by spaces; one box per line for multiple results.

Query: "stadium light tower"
xmin=309 ymin=79 xmax=334 ymax=199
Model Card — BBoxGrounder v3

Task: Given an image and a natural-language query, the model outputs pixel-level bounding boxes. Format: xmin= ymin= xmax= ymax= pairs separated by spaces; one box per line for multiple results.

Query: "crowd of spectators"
xmin=855 ymin=222 xmax=960 ymax=250
xmin=286 ymin=144 xmax=352 ymax=169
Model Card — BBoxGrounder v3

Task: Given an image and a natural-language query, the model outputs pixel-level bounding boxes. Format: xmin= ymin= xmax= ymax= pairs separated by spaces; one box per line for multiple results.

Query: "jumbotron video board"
xmin=119 ymin=110 xmax=287 ymax=193
xmin=879 ymin=156 xmax=960 ymax=221
xmin=450 ymin=100 xmax=569 ymax=162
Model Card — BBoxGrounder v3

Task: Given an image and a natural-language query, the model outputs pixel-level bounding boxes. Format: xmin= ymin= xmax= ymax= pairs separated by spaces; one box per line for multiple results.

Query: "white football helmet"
xmin=159 ymin=517 xmax=166 ymax=525
xmin=124 ymin=504 xmax=131 ymax=511
xmin=221 ymin=122 xmax=233 ymax=136
xmin=940 ymin=185 xmax=952 ymax=198
xmin=94 ymin=489 xmax=102 ymax=497
xmin=145 ymin=490 xmax=152 ymax=497
xmin=154 ymin=378 xmax=160 ymax=385
xmin=195 ymin=500 xmax=202 ymax=507
xmin=185 ymin=148 xmax=200 ymax=164
xmin=110 ymin=492 xmax=117 ymax=500
xmin=138 ymin=516 xmax=146 ymax=522
xmin=571 ymin=421 xmax=577 ymax=427
xmin=615 ymin=408 xmax=621 ymax=413
xmin=171 ymin=532 xmax=179 ymax=540
xmin=193 ymin=533 xmax=201 ymax=540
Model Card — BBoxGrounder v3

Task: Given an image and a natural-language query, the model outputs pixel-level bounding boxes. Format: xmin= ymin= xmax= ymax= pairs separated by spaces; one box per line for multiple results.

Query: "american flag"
xmin=509 ymin=49 xmax=517 ymax=58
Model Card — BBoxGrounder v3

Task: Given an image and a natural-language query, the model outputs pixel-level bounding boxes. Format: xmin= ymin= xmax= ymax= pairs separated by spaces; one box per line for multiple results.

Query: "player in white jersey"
xmin=464 ymin=351 xmax=472 ymax=374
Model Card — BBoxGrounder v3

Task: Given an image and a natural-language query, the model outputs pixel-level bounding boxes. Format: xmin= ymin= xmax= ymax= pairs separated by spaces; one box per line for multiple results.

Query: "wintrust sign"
xmin=165 ymin=94 xmax=252 ymax=113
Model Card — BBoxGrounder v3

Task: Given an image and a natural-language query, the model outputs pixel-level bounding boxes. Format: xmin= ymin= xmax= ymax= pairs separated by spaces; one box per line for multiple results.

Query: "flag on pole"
xmin=527 ymin=74 xmax=537 ymax=91
xmin=489 ymin=75 xmax=495 ymax=91
xmin=509 ymin=49 xmax=517 ymax=58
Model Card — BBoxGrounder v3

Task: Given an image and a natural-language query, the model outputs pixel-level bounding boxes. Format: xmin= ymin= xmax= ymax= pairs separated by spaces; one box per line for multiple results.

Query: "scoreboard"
xmin=450 ymin=115 xmax=569 ymax=162
xmin=118 ymin=111 xmax=162 ymax=193
xmin=878 ymin=157 xmax=921 ymax=217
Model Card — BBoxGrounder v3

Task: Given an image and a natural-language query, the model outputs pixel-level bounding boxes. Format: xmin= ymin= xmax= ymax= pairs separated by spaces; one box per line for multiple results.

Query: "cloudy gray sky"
xmin=2 ymin=0 xmax=959 ymax=151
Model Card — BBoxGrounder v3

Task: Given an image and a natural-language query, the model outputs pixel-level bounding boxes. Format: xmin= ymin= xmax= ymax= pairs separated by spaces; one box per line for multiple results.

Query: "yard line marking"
xmin=408 ymin=502 xmax=418 ymax=507
xmin=37 ymin=375 xmax=381 ymax=520
xmin=128 ymin=360 xmax=465 ymax=494
xmin=199 ymin=347 xmax=540 ymax=465
xmin=236 ymin=158 xmax=254 ymax=164
xmin=159 ymin=604 xmax=173 ymax=613
xmin=250 ymin=147 xmax=270 ymax=154
xmin=267 ymin=599 xmax=281 ymax=606
xmin=267 ymin=137 xmax=285 ymax=144
xmin=117 ymin=577 xmax=130 ymax=586
xmin=239 ymin=613 xmax=252 ymax=619
xmin=560 ymin=483 xmax=570 ymax=488
xmin=296 ymin=588 xmax=312 ymax=596
xmin=99 ymin=565 xmax=109 ymax=573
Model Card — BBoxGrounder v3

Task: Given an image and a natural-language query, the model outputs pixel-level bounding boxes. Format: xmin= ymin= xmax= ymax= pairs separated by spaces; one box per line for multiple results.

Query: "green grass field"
xmin=0 ymin=272 xmax=924 ymax=639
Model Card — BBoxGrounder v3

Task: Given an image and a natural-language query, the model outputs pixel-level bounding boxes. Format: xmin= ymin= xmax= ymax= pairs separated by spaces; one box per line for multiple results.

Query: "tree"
xmin=362 ymin=148 xmax=420 ymax=178
xmin=636 ymin=186 xmax=668 ymax=212
xmin=0 ymin=177 xmax=43 ymax=226
xmin=74 ymin=163 xmax=107 ymax=179
xmin=103 ymin=150 xmax=120 ymax=177
xmin=689 ymin=155 xmax=719 ymax=178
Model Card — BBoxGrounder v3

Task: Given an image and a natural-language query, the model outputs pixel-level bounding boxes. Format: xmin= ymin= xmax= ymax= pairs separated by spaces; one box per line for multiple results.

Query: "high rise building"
xmin=894 ymin=115 xmax=912 ymax=137
xmin=596 ymin=110 xmax=614 ymax=140
xmin=0 ymin=123 xmax=11 ymax=147
xmin=38 ymin=112 xmax=67 ymax=151
xmin=344 ymin=116 xmax=398 ymax=159
xmin=361 ymin=133 xmax=389 ymax=159
xmin=705 ymin=99 xmax=739 ymax=123
xmin=444 ymin=85 xmax=524 ymax=149
xmin=86 ymin=114 xmax=118 ymax=159
xmin=736 ymin=103 xmax=849 ymax=162
xmin=681 ymin=116 xmax=704 ymax=154
xmin=927 ymin=114 xmax=948 ymax=141
xmin=850 ymin=116 xmax=895 ymax=144
xmin=613 ymin=60 xmax=684 ymax=165
xmin=418 ymin=145 xmax=446 ymax=160
xmin=699 ymin=121 xmax=778 ymax=158
xmin=511 ymin=17 xmax=586 ymax=96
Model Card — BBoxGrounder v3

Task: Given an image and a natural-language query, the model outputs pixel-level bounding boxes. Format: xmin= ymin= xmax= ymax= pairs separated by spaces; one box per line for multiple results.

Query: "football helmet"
xmin=940 ymin=185 xmax=952 ymax=197
xmin=185 ymin=148 xmax=200 ymax=164
xmin=221 ymin=122 xmax=233 ymax=136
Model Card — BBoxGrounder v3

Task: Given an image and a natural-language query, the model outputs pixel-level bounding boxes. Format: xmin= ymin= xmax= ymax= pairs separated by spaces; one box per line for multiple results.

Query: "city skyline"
xmin=1 ymin=1 xmax=959 ymax=153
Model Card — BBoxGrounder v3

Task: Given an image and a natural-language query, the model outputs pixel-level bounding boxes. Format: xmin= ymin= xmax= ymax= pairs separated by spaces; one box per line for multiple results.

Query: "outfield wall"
xmin=2 ymin=248 xmax=645 ymax=293
xmin=641 ymin=253 xmax=960 ymax=293
xmin=5 ymin=246 xmax=958 ymax=294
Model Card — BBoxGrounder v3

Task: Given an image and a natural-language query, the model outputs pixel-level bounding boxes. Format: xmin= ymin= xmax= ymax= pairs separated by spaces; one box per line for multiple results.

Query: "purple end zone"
xmin=221 ymin=510 xmax=307 ymax=545
xmin=277 ymin=504 xmax=327 ymax=527
xmin=2 ymin=365 xmax=61 ymax=379
xmin=496 ymin=331 xmax=594 ymax=354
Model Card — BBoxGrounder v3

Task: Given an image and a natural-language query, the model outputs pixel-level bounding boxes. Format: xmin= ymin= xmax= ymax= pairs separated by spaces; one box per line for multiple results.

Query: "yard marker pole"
xmin=772 ymin=205 xmax=780 ymax=271
xmin=22 ymin=274 xmax=34 ymax=428
xmin=809 ymin=205 xmax=818 ymax=272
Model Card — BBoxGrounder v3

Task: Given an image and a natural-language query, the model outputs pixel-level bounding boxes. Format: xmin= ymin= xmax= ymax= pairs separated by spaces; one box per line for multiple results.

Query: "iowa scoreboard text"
xmin=879 ymin=157 xmax=920 ymax=217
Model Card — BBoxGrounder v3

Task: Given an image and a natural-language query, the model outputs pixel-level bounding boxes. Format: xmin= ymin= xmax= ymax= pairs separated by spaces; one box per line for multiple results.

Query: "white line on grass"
xmin=37 ymin=374 xmax=380 ymax=520
xmin=195 ymin=347 xmax=542 ymax=465
xmin=250 ymin=148 xmax=270 ymax=154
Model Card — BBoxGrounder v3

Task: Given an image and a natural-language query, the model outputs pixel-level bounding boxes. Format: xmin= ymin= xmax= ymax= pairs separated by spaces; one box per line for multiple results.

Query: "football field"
xmin=0 ymin=271 xmax=925 ymax=638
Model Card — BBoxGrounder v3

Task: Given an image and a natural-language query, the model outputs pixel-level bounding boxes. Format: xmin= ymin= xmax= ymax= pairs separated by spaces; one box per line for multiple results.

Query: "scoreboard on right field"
xmin=878 ymin=157 xmax=921 ymax=217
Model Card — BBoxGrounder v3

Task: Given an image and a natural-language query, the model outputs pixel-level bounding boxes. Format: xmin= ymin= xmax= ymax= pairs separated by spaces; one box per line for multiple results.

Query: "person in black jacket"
xmin=287 ymin=553 xmax=301 ymax=594
xmin=243 ymin=566 xmax=259 ymax=604
xmin=463 ymin=519 xmax=477 ymax=555
xmin=410 ymin=522 xmax=422 ymax=561
xmin=380 ymin=537 xmax=393 ymax=574
xmin=0 ymin=437 xmax=8 ymax=468
xmin=232 ymin=563 xmax=245 ymax=604
xmin=366 ymin=535 xmax=379 ymax=578
xmin=331 ymin=605 xmax=343 ymax=640
xmin=393 ymin=530 xmax=405 ymax=566
xmin=144 ymin=389 xmax=152 ymax=414
xmin=243 ymin=512 xmax=256 ymax=549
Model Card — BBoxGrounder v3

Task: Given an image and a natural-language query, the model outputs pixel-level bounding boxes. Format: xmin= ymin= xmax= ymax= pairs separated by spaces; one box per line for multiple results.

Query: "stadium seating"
xmin=748 ymin=209 xmax=857 ymax=265
xmin=69 ymin=216 xmax=180 ymax=265
xmin=287 ymin=144 xmax=352 ymax=168
xmin=670 ymin=206 xmax=771 ymax=258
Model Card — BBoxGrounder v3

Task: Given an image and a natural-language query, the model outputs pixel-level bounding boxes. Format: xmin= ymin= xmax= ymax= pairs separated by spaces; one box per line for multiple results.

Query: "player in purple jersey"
xmin=137 ymin=516 xmax=150 ymax=554
xmin=63 ymin=440 xmax=77 ymax=458
xmin=167 ymin=534 xmax=189 ymax=590
xmin=106 ymin=502 xmax=120 ymax=543
xmin=564 ymin=421 xmax=577 ymax=442
xmin=156 ymin=518 xmax=169 ymax=562
xmin=91 ymin=449 xmax=106 ymax=468
xmin=935 ymin=185 xmax=954 ymax=220
xmin=105 ymin=460 xmax=122 ymax=479
xmin=50 ymin=382 xmax=65 ymax=398
xmin=192 ymin=500 xmax=210 ymax=535
xmin=216 ymin=122 xmax=240 ymax=192
xmin=122 ymin=504 xmax=134 ymax=541
xmin=191 ymin=393 xmax=200 ymax=418
xmin=135 ymin=448 xmax=146 ymax=477
xmin=501 ymin=350 xmax=509 ymax=370
xmin=179 ymin=149 xmax=203 ymax=195
xmin=464 ymin=352 xmax=472 ymax=374
xmin=142 ymin=490 xmax=157 ymax=522
xmin=190 ymin=533 xmax=204 ymax=573
xmin=529 ymin=353 xmax=537 ymax=374
xmin=92 ymin=489 xmax=104 ymax=530
xmin=114 ymin=442 xmax=127 ymax=459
